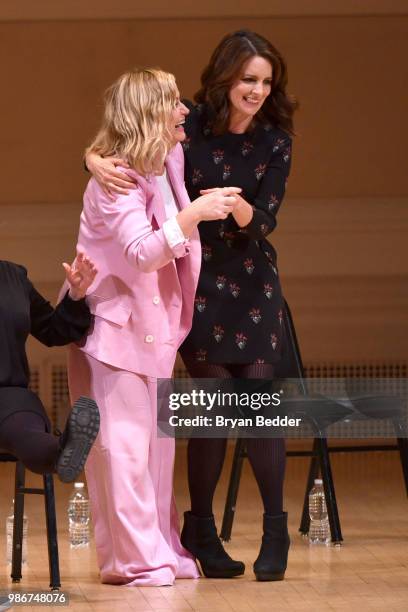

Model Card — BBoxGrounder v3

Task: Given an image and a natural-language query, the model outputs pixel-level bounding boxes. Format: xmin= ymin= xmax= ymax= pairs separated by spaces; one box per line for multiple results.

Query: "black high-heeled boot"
xmin=253 ymin=513 xmax=290 ymax=581
xmin=181 ymin=511 xmax=245 ymax=578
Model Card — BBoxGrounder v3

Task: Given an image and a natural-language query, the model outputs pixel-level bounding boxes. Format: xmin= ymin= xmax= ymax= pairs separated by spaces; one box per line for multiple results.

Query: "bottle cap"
xmin=74 ymin=482 xmax=85 ymax=488
xmin=314 ymin=478 xmax=323 ymax=485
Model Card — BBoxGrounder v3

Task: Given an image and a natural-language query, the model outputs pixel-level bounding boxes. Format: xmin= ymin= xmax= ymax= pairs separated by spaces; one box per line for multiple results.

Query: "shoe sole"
xmin=198 ymin=561 xmax=245 ymax=579
xmin=255 ymin=572 xmax=285 ymax=581
xmin=201 ymin=566 xmax=245 ymax=578
xmin=57 ymin=396 xmax=100 ymax=483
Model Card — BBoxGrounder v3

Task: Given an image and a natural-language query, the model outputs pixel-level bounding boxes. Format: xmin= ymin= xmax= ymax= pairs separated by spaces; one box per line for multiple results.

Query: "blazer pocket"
xmin=87 ymin=295 xmax=131 ymax=327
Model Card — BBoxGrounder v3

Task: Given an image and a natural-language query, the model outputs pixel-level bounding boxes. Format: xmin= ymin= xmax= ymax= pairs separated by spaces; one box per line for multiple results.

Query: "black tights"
xmin=0 ymin=411 xmax=59 ymax=474
xmin=185 ymin=362 xmax=286 ymax=517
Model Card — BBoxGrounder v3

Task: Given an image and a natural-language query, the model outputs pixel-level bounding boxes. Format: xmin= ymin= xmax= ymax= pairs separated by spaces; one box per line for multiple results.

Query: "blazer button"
xmin=145 ymin=334 xmax=154 ymax=343
xmin=152 ymin=296 xmax=160 ymax=305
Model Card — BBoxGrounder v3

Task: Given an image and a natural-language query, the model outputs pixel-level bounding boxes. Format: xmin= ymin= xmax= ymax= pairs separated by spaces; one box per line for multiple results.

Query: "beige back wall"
xmin=1 ymin=16 xmax=408 ymax=201
xmin=0 ymin=14 xmax=407 ymax=367
xmin=2 ymin=0 xmax=408 ymax=20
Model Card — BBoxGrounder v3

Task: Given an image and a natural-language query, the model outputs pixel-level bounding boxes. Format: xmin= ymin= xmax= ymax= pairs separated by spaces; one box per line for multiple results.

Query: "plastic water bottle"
xmin=308 ymin=479 xmax=330 ymax=544
xmin=68 ymin=482 xmax=90 ymax=548
xmin=6 ymin=500 xmax=28 ymax=564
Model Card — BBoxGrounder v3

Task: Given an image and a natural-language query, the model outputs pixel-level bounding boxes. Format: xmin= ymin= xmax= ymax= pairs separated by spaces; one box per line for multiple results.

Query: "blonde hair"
xmin=87 ymin=68 xmax=178 ymax=176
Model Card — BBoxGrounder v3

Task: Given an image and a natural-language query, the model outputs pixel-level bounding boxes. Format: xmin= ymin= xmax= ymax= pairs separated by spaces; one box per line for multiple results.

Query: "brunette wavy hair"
xmin=195 ymin=30 xmax=298 ymax=135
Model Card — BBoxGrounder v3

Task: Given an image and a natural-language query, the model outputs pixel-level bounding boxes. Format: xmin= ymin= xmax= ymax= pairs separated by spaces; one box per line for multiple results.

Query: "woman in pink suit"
xmin=68 ymin=68 xmax=240 ymax=586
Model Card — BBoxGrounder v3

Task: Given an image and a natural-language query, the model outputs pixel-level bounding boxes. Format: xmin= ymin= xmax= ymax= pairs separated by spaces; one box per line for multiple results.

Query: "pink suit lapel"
xmin=143 ymin=145 xmax=190 ymax=228
xmin=165 ymin=152 xmax=190 ymax=211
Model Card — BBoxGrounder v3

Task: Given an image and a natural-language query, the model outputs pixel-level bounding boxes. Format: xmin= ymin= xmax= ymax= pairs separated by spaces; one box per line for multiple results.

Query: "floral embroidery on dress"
xmin=264 ymin=250 xmax=276 ymax=270
xmin=202 ymin=245 xmax=212 ymax=262
xmin=192 ymin=169 xmax=203 ymax=185
xmin=273 ymin=138 xmax=285 ymax=152
xmin=212 ymin=149 xmax=224 ymax=164
xmin=216 ymin=275 xmax=227 ymax=290
xmin=255 ymin=358 xmax=265 ymax=364
xmin=224 ymin=232 xmax=234 ymax=248
xmin=244 ymin=258 xmax=254 ymax=274
xmin=229 ymin=283 xmax=240 ymax=298
xmin=241 ymin=141 xmax=254 ymax=156
xmin=264 ymin=283 xmax=273 ymax=299
xmin=268 ymin=194 xmax=279 ymax=211
xmin=278 ymin=309 xmax=283 ymax=325
xmin=260 ymin=223 xmax=269 ymax=235
xmin=218 ymin=223 xmax=225 ymax=238
xmin=223 ymin=164 xmax=231 ymax=180
xmin=235 ymin=332 xmax=247 ymax=349
xmin=213 ymin=325 xmax=224 ymax=343
xmin=270 ymin=333 xmax=278 ymax=350
xmin=196 ymin=349 xmax=207 ymax=361
xmin=249 ymin=308 xmax=262 ymax=324
xmin=181 ymin=137 xmax=191 ymax=151
xmin=203 ymin=121 xmax=211 ymax=136
xmin=283 ymin=146 xmax=291 ymax=163
xmin=194 ymin=296 xmax=207 ymax=312
xmin=255 ymin=164 xmax=266 ymax=180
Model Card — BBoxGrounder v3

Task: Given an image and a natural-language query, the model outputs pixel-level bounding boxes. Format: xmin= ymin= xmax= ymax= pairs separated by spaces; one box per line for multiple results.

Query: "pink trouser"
xmin=68 ymin=349 xmax=199 ymax=586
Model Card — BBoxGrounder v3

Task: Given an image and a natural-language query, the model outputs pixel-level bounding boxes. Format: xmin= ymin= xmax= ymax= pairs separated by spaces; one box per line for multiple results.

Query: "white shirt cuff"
xmin=162 ymin=216 xmax=190 ymax=258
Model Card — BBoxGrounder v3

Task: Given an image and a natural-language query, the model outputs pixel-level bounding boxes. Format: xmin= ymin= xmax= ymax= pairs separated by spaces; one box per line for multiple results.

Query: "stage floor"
xmin=1 ymin=442 xmax=407 ymax=611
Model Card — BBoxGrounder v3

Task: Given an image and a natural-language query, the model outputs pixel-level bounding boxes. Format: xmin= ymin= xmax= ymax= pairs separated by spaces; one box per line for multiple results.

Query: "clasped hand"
xmin=195 ymin=187 xmax=241 ymax=221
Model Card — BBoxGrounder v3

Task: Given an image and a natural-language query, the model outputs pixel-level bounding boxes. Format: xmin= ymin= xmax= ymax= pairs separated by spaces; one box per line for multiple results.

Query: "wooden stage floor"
xmin=1 ymin=442 xmax=407 ymax=611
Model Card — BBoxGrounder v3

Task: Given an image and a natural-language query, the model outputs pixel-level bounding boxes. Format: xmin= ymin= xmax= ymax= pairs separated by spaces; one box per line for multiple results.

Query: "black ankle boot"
xmin=181 ymin=511 xmax=245 ymax=578
xmin=253 ymin=513 xmax=290 ymax=581
xmin=56 ymin=396 xmax=100 ymax=483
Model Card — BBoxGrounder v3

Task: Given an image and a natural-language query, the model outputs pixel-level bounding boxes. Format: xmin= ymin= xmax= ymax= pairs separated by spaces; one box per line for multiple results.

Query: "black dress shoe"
xmin=253 ymin=513 xmax=290 ymax=581
xmin=181 ymin=511 xmax=245 ymax=578
xmin=56 ymin=396 xmax=100 ymax=483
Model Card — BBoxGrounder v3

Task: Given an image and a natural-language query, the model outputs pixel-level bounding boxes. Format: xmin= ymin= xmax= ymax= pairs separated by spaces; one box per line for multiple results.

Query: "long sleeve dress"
xmin=0 ymin=260 xmax=91 ymax=427
xmin=179 ymin=102 xmax=292 ymax=366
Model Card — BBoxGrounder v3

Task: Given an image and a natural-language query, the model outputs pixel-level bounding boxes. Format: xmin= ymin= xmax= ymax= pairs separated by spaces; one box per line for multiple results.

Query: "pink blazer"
xmin=69 ymin=143 xmax=201 ymax=378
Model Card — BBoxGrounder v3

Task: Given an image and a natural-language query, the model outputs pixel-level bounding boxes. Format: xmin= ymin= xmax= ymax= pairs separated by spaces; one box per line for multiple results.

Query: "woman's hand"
xmin=63 ymin=252 xmax=98 ymax=301
xmin=175 ymin=187 xmax=241 ymax=237
xmin=85 ymin=151 xmax=137 ymax=198
xmin=194 ymin=187 xmax=241 ymax=221
xmin=200 ymin=187 xmax=253 ymax=228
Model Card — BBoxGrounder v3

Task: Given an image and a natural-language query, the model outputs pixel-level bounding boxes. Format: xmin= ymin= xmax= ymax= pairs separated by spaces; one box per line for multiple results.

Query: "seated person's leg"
xmin=0 ymin=410 xmax=57 ymax=474
xmin=0 ymin=388 xmax=99 ymax=482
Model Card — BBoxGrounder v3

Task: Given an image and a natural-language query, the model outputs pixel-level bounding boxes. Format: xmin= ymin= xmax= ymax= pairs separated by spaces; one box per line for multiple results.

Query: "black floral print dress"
xmin=179 ymin=102 xmax=292 ymax=365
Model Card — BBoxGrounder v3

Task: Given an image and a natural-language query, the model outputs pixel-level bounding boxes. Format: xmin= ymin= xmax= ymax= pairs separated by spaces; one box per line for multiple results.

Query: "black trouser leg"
xmin=0 ymin=411 xmax=59 ymax=474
